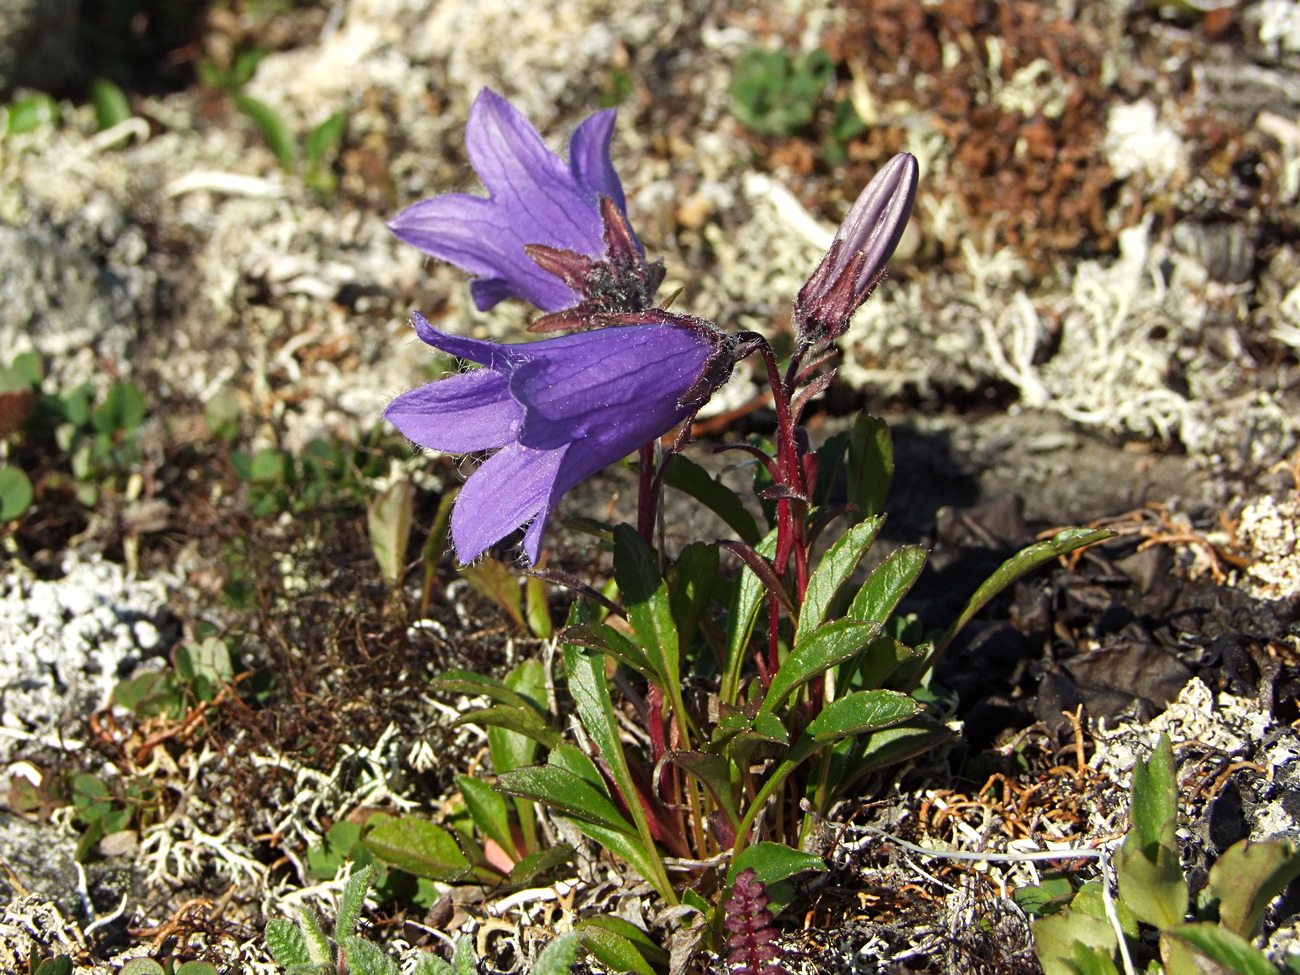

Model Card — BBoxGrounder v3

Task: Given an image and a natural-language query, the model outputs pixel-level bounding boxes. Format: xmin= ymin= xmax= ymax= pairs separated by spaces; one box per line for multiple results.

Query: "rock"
xmin=0 ymin=554 xmax=176 ymax=764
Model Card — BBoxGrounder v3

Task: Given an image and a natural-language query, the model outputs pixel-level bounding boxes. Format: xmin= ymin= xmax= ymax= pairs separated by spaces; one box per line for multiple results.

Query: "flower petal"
xmin=452 ymin=442 xmax=565 ymax=562
xmin=384 ymin=369 xmax=520 ymax=452
xmin=387 ymin=89 xmax=639 ymax=313
xmin=509 ymin=324 xmax=715 ymax=449
xmin=568 ymin=108 xmax=627 ymax=216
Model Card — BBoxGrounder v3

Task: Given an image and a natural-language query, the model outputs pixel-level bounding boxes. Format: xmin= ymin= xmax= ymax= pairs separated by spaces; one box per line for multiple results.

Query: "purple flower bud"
xmin=793 ymin=152 xmax=918 ymax=345
xmin=386 ymin=312 xmax=736 ymax=564
xmin=388 ymin=89 xmax=642 ymax=314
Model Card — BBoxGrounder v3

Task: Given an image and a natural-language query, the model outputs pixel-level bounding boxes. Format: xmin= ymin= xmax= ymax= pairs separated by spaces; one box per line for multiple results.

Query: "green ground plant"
xmin=1022 ymin=735 xmax=1300 ymax=975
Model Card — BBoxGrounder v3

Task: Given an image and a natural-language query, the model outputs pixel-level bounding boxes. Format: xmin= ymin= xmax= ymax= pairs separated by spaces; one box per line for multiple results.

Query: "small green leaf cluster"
xmin=729 ymin=46 xmax=865 ymax=161
xmin=114 ymin=633 xmax=238 ymax=722
xmin=231 ymin=428 xmax=404 ymax=519
xmin=0 ymin=352 xmax=150 ymax=517
xmin=1023 ymin=735 xmax=1300 ymax=975
xmin=304 ymin=816 xmax=437 ymax=909
xmin=69 ymin=770 xmax=164 ymax=860
xmin=26 ymin=954 xmax=72 ymax=975
xmin=119 ymin=959 xmax=219 ymax=975
xmin=2 ymin=91 xmax=59 ymax=134
xmin=435 ymin=417 xmax=1106 ymax=954
xmin=266 ymin=865 xmax=591 ymax=975
xmin=360 ymin=661 xmax=574 ymax=892
xmin=234 ymin=95 xmax=348 ymax=197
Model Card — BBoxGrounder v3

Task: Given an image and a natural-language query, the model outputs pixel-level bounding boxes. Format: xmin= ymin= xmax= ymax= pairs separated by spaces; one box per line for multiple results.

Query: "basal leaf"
xmin=665 ymin=750 xmax=739 ymax=829
xmin=1164 ymin=923 xmax=1279 ymax=975
xmin=721 ymin=528 xmax=778 ymax=705
xmin=937 ymin=527 xmax=1113 ymax=661
xmin=794 ymin=516 xmax=884 ymax=646
xmin=759 ymin=618 xmax=881 ymax=713
xmin=363 ymin=817 xmax=471 ymax=882
xmin=661 ymin=454 xmax=761 ymax=545
xmin=849 ymin=544 xmax=927 ymax=623
xmin=531 ymin=931 xmax=584 ymax=975
xmin=846 ymin=414 xmax=893 ymax=523
xmin=458 ymin=704 xmax=562 ymax=751
xmin=613 ymin=524 xmax=680 ymax=691
xmin=234 ymin=93 xmax=296 ymax=172
xmin=461 ymin=558 xmax=524 ymax=631
xmin=495 ymin=764 xmax=634 ymax=835
xmin=668 ymin=541 xmax=719 ymax=657
xmin=457 ymin=775 xmax=515 ymax=862
xmin=1209 ymin=839 xmax=1300 ymax=938
xmin=577 ymin=926 xmax=656 ymax=975
xmin=577 ymin=916 xmax=669 ymax=967
xmin=727 ymin=841 xmax=825 ymax=888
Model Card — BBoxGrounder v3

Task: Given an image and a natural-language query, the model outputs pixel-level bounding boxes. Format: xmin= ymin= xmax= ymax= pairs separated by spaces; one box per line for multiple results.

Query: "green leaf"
xmin=1130 ymin=735 xmax=1178 ymax=852
xmin=368 ymin=479 xmax=413 ymax=587
xmin=532 ymin=931 xmax=584 ymax=975
xmin=412 ymin=953 xmax=454 ymax=975
xmin=6 ymin=92 xmax=57 ymax=134
xmin=524 ymin=572 xmax=553 ymax=639
xmin=849 ymin=544 xmax=928 ymax=623
xmin=296 ymin=902 xmax=332 ymax=966
xmin=363 ymin=817 xmax=471 ymax=881
xmin=665 ymin=750 xmax=740 ymax=830
xmin=936 ymin=527 xmax=1114 ymax=662
xmin=728 ymin=841 xmax=825 ymax=888
xmin=804 ymin=689 xmax=919 ymax=742
xmin=457 ymin=775 xmax=516 ymax=862
xmin=1069 ymin=944 xmax=1121 ymax=975
xmin=785 ymin=689 xmax=919 ymax=768
xmin=561 ymin=622 xmax=655 ymax=679
xmin=451 ymin=936 xmax=477 ymax=975
xmin=577 ymin=916 xmax=669 ymax=968
xmin=794 ymin=516 xmax=884 ymax=646
xmin=613 ymin=524 xmax=680 ymax=690
xmin=1032 ymin=908 xmax=1119 ymax=975
xmin=845 ymin=414 xmax=893 ymax=523
xmin=432 ymin=669 xmax=537 ymax=712
xmin=0 ymin=465 xmax=33 ymax=521
xmin=668 ymin=541 xmax=719 ymax=656
xmin=33 ymin=960 xmax=73 ymax=975
xmin=304 ymin=111 xmax=347 ymax=169
xmin=458 ymin=704 xmax=562 ymax=751
xmin=505 ymin=842 xmax=574 ymax=886
xmin=120 ymin=962 xmax=165 ymax=975
xmin=89 ymin=77 xmax=131 ymax=132
xmin=91 ymin=382 xmax=146 ymax=434
xmin=234 ymin=94 xmax=297 ymax=172
xmin=174 ymin=964 xmax=220 ymax=975
xmin=335 ymin=864 xmax=372 ymax=939
xmin=562 ymin=642 xmax=668 ymax=892
xmin=495 ymin=763 xmax=636 ymax=835
xmin=1208 ymin=839 xmax=1300 ymax=938
xmin=721 ymin=528 xmax=778 ymax=705
xmin=577 ymin=925 xmax=656 ymax=975
xmin=1116 ymin=735 xmax=1187 ymax=931
xmin=1163 ymin=923 xmax=1280 ymax=975
xmin=340 ymin=936 xmax=400 ymax=975
xmin=759 ymin=618 xmax=882 ymax=713
xmin=661 ymin=455 xmax=761 ymax=545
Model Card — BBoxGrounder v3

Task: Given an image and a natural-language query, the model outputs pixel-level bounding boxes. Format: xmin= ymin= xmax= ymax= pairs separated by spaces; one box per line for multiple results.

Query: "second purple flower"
xmin=386 ymin=312 xmax=736 ymax=564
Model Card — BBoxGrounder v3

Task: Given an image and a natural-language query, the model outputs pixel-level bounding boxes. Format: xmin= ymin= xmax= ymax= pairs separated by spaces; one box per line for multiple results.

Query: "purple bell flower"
xmin=388 ymin=88 xmax=641 ymax=314
xmin=386 ymin=311 xmax=736 ymax=564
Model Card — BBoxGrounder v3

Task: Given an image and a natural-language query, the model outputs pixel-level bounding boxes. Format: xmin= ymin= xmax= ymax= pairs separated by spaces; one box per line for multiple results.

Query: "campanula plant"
xmin=380 ymin=88 xmax=1111 ymax=962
